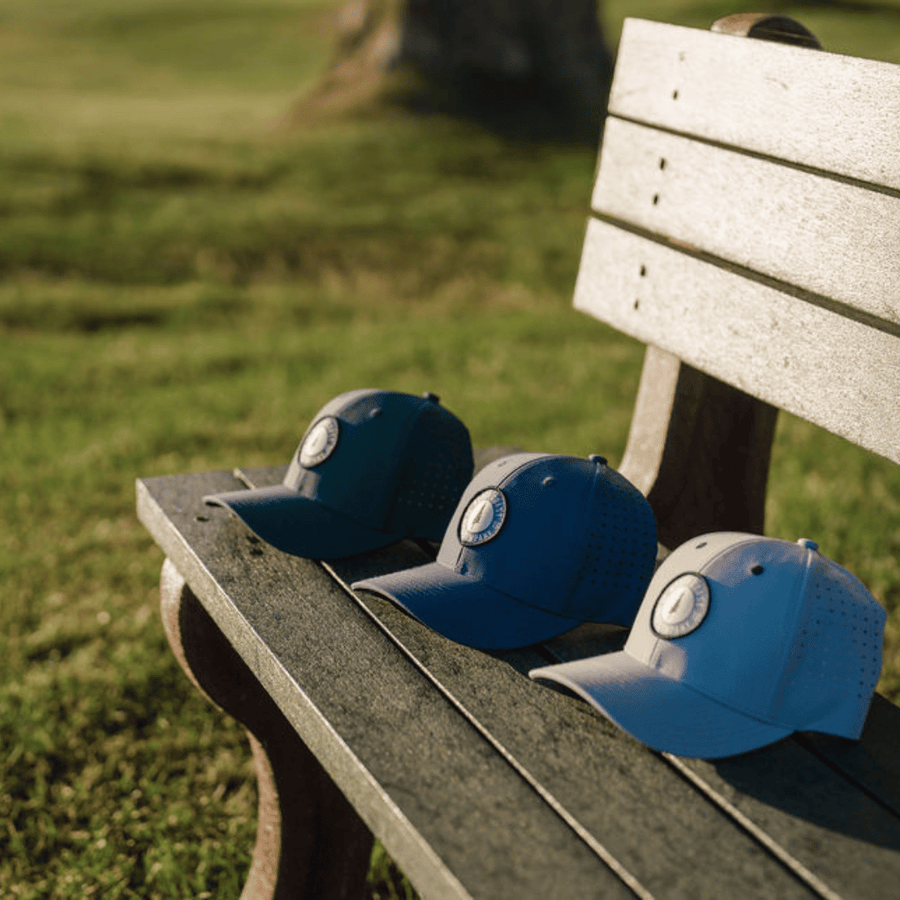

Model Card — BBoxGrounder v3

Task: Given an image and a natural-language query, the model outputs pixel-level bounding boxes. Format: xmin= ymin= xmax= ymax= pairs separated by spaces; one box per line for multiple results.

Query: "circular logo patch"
xmin=459 ymin=488 xmax=507 ymax=547
xmin=652 ymin=573 xmax=710 ymax=639
xmin=299 ymin=417 xmax=339 ymax=468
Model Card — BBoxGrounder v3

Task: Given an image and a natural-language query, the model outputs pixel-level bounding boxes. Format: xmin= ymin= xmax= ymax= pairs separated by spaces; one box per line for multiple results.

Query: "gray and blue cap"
xmin=352 ymin=452 xmax=658 ymax=649
xmin=530 ymin=533 xmax=886 ymax=759
xmin=204 ymin=389 xmax=474 ymax=559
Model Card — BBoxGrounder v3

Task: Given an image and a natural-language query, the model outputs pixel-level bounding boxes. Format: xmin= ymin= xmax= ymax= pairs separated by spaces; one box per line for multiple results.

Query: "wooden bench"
xmin=136 ymin=13 xmax=900 ymax=899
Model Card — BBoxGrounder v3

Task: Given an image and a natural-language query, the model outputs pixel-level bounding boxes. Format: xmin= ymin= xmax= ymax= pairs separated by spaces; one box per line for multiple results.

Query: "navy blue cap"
xmin=352 ymin=452 xmax=658 ymax=649
xmin=204 ymin=389 xmax=474 ymax=559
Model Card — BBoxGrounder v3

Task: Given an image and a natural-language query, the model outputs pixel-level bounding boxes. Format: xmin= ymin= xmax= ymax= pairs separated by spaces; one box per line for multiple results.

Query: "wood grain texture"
xmin=593 ymin=117 xmax=900 ymax=326
xmin=159 ymin=559 xmax=373 ymax=900
xmin=608 ymin=18 xmax=900 ymax=190
xmin=666 ymin=746 xmax=900 ymax=900
xmin=574 ymin=217 xmax=900 ymax=464
xmin=805 ymin=693 xmax=900 ymax=818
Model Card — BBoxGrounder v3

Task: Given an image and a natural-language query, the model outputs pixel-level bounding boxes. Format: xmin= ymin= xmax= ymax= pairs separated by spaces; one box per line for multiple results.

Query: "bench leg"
xmin=159 ymin=558 xmax=374 ymax=900
xmin=619 ymin=347 xmax=778 ymax=549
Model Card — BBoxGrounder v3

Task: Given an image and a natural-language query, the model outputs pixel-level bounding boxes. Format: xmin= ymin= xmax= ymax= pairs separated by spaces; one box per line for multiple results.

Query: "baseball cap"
xmin=530 ymin=533 xmax=886 ymax=759
xmin=204 ymin=388 xmax=474 ymax=559
xmin=352 ymin=452 xmax=658 ymax=649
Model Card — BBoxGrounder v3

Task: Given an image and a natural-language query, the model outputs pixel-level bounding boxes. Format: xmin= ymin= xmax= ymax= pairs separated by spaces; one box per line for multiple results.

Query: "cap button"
xmin=797 ymin=538 xmax=819 ymax=552
xmin=588 ymin=454 xmax=608 ymax=468
xmin=422 ymin=392 xmax=440 ymax=404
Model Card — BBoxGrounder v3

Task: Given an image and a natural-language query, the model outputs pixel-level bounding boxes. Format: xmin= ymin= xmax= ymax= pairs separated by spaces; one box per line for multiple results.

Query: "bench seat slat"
xmin=670 ymin=750 xmax=900 ymax=900
xmin=593 ymin=117 xmax=900 ymax=326
xmin=239 ymin=467 xmax=819 ymax=899
xmin=573 ymin=218 xmax=900 ymax=464
xmin=807 ymin=694 xmax=900 ymax=819
xmin=374 ymin=582 xmax=900 ymax=900
xmin=609 ymin=18 xmax=900 ymax=191
xmin=136 ymin=471 xmax=636 ymax=900
xmin=243 ymin=466 xmax=900 ymax=900
xmin=347 ymin=591 xmax=823 ymax=899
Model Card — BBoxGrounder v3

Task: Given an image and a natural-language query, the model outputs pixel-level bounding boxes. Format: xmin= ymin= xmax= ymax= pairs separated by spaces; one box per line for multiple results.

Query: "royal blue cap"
xmin=530 ymin=533 xmax=886 ymax=759
xmin=352 ymin=452 xmax=658 ymax=649
xmin=203 ymin=389 xmax=474 ymax=559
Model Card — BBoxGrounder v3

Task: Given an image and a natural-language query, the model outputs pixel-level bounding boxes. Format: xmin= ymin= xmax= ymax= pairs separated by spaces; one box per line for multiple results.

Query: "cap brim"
xmin=204 ymin=484 xmax=403 ymax=560
xmin=353 ymin=563 xmax=585 ymax=650
xmin=529 ymin=652 xmax=792 ymax=759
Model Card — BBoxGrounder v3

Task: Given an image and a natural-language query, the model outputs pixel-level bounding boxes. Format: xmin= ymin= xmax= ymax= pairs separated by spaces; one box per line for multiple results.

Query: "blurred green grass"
xmin=2 ymin=1 xmax=900 ymax=896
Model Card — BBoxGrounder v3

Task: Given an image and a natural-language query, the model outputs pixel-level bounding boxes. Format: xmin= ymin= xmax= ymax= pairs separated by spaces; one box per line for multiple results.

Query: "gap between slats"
xmin=592 ymin=117 xmax=900 ymax=327
xmin=327 ymin=562 xmax=658 ymax=900
xmin=603 ymin=113 xmax=900 ymax=202
xmin=608 ymin=19 xmax=900 ymax=192
xmin=586 ymin=210 xmax=900 ymax=341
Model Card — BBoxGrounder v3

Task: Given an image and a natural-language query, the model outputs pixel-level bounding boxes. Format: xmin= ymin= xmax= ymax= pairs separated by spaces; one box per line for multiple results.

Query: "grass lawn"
xmin=2 ymin=0 xmax=900 ymax=896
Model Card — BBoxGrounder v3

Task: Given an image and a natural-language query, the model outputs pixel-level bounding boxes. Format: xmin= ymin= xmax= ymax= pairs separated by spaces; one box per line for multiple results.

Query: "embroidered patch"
xmin=459 ymin=488 xmax=507 ymax=547
xmin=299 ymin=417 xmax=339 ymax=468
xmin=652 ymin=573 xmax=710 ymax=639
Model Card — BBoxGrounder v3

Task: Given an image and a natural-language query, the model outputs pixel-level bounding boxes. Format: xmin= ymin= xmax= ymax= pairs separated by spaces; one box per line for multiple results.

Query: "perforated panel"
xmin=388 ymin=404 xmax=474 ymax=540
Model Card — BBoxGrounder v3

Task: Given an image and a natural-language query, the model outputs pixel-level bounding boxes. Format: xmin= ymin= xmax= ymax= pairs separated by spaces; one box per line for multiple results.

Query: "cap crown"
xmin=284 ymin=389 xmax=473 ymax=542
xmin=626 ymin=534 xmax=885 ymax=737
xmin=437 ymin=453 xmax=657 ymax=626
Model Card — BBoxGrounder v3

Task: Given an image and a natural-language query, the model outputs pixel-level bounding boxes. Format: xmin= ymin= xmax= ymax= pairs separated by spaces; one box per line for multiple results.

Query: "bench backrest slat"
xmin=591 ymin=117 xmax=900 ymax=325
xmin=575 ymin=18 xmax=900 ymax=466
xmin=607 ymin=18 xmax=900 ymax=189
xmin=576 ymin=217 xmax=900 ymax=463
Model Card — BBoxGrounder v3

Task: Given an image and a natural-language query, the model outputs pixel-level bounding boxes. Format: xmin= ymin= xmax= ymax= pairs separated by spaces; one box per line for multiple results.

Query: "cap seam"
xmin=380 ymin=395 xmax=428 ymax=519
xmin=766 ymin=545 xmax=816 ymax=720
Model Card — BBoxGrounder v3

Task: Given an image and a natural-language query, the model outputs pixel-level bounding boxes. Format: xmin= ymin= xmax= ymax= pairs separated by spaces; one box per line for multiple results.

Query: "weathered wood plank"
xmin=805 ymin=693 xmax=900 ymax=818
xmin=573 ymin=218 xmax=900 ymax=464
xmin=235 ymin=467 xmax=818 ymax=899
xmin=137 ymin=471 xmax=637 ymax=900
xmin=159 ymin=559 xmax=374 ymax=900
xmin=345 ymin=567 xmax=900 ymax=900
xmin=141 ymin=462 xmax=900 ymax=900
xmin=539 ymin=623 xmax=900 ymax=900
xmin=608 ymin=18 xmax=900 ymax=191
xmin=350 ymin=591 xmax=830 ymax=899
xmin=666 ymin=748 xmax=900 ymax=900
xmin=593 ymin=117 xmax=900 ymax=325
xmin=238 ymin=466 xmax=900 ymax=899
